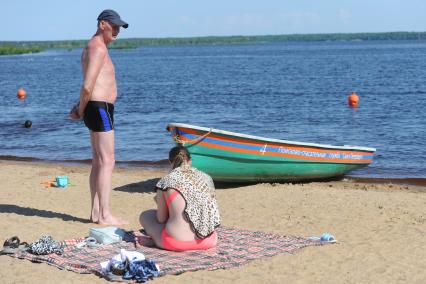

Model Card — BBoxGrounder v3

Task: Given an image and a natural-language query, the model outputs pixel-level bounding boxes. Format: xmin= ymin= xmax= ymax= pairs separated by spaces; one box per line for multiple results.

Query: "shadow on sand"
xmin=113 ymin=176 xmax=348 ymax=194
xmin=0 ymin=204 xmax=90 ymax=223
xmin=113 ymin=178 xmax=159 ymax=194
xmin=213 ymin=176 xmax=346 ymax=189
xmin=113 ymin=177 xmax=253 ymax=193
xmin=113 ymin=178 xmax=262 ymax=192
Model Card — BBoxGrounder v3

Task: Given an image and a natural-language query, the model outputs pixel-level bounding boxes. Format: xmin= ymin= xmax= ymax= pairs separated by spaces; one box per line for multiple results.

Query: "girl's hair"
xmin=169 ymin=146 xmax=191 ymax=169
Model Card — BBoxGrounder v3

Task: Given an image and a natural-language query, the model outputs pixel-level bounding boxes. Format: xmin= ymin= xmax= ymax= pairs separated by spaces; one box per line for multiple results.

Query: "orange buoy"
xmin=17 ymin=88 xmax=27 ymax=100
xmin=348 ymin=92 xmax=359 ymax=108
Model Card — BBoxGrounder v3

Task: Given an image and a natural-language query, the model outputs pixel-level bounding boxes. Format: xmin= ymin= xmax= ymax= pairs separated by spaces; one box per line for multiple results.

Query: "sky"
xmin=3 ymin=0 xmax=426 ymax=41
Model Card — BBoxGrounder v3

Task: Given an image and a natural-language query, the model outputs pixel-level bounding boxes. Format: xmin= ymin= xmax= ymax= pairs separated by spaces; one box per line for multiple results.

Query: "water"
xmin=1 ymin=40 xmax=425 ymax=179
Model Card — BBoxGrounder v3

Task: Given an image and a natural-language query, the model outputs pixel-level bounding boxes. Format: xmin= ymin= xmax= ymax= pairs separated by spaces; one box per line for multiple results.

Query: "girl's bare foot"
xmin=134 ymin=229 xmax=155 ymax=248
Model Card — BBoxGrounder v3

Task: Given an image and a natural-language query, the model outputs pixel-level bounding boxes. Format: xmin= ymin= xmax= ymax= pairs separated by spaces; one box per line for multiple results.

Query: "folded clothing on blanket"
xmin=28 ymin=235 xmax=64 ymax=255
xmin=122 ymin=259 xmax=160 ymax=282
xmin=101 ymin=249 xmax=160 ymax=283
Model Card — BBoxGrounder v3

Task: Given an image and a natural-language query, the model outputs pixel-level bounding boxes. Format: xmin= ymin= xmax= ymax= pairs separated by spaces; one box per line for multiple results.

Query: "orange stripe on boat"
xmin=175 ymin=127 xmax=374 ymax=156
xmin=176 ymin=135 xmax=372 ymax=164
xmin=173 ymin=129 xmax=374 ymax=157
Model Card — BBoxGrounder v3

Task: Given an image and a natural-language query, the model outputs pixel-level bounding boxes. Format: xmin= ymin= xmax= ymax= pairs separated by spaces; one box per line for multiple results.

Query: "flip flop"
xmin=0 ymin=236 xmax=29 ymax=255
xmin=76 ymin=237 xmax=101 ymax=249
xmin=309 ymin=232 xmax=337 ymax=243
xmin=320 ymin=233 xmax=336 ymax=242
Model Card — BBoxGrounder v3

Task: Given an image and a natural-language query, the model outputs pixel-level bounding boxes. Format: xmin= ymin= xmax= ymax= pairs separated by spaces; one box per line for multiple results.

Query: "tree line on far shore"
xmin=0 ymin=45 xmax=43 ymax=55
xmin=1 ymin=31 xmax=426 ymax=55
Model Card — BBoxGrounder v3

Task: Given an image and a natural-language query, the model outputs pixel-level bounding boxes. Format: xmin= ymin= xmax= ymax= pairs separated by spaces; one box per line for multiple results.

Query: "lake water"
xmin=0 ymin=40 xmax=425 ymax=179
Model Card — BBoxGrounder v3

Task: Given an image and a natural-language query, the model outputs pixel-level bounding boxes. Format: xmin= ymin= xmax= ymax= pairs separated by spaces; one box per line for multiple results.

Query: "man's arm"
xmin=77 ymin=45 xmax=107 ymax=118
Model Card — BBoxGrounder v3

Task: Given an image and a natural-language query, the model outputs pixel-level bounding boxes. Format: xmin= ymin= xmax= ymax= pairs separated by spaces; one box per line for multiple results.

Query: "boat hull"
xmin=167 ymin=123 xmax=375 ymax=182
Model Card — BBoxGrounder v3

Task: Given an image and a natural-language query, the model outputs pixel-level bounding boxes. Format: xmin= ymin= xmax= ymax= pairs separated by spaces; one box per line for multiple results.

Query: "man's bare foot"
xmin=98 ymin=214 xmax=129 ymax=226
xmin=90 ymin=216 xmax=99 ymax=223
xmin=90 ymin=209 xmax=100 ymax=223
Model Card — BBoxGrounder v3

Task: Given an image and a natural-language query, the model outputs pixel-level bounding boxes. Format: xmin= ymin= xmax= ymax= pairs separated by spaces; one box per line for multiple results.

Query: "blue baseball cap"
xmin=97 ymin=9 xmax=128 ymax=29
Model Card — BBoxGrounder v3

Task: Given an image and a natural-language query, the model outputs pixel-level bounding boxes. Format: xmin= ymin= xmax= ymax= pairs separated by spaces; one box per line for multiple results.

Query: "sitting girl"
xmin=139 ymin=146 xmax=221 ymax=251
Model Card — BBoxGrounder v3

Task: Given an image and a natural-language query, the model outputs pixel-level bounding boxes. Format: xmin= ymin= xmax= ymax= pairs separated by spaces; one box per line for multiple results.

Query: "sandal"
xmin=0 ymin=236 xmax=29 ymax=255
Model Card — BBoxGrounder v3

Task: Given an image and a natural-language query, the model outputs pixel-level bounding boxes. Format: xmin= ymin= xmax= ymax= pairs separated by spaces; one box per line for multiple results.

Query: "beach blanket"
xmin=5 ymin=226 xmax=325 ymax=281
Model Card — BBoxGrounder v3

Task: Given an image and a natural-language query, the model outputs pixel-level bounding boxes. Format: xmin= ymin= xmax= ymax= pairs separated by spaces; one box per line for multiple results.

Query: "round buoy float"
xmin=348 ymin=92 xmax=359 ymax=108
xmin=24 ymin=120 xmax=32 ymax=128
xmin=17 ymin=88 xmax=27 ymax=100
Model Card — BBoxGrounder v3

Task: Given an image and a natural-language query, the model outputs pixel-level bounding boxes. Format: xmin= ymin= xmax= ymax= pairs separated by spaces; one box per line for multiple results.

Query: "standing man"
xmin=70 ymin=10 xmax=129 ymax=225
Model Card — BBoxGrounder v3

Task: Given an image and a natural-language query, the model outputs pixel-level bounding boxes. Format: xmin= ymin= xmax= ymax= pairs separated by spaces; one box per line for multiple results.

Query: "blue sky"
xmin=4 ymin=0 xmax=426 ymax=41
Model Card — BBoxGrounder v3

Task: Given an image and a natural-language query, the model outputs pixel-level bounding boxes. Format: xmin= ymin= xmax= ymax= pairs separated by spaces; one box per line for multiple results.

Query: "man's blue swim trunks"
xmin=83 ymin=101 xmax=114 ymax=132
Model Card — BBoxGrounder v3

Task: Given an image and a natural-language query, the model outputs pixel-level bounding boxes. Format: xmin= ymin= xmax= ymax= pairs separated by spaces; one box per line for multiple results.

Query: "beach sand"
xmin=0 ymin=161 xmax=425 ymax=284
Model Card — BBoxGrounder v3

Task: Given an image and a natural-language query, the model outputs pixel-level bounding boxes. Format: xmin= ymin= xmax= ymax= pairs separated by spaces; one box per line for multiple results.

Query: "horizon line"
xmin=2 ymin=30 xmax=426 ymax=43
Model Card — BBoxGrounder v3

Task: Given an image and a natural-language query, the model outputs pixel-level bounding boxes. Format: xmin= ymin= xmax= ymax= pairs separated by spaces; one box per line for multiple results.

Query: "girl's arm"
xmin=156 ymin=189 xmax=168 ymax=223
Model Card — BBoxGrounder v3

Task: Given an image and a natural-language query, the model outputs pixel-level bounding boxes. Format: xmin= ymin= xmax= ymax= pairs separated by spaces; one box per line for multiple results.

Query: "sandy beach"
xmin=0 ymin=161 xmax=425 ymax=284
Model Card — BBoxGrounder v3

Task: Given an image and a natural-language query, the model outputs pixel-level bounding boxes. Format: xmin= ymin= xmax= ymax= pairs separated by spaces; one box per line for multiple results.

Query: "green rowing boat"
xmin=167 ymin=123 xmax=376 ymax=183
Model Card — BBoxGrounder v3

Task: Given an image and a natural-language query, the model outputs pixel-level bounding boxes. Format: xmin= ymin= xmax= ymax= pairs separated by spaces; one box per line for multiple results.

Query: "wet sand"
xmin=0 ymin=161 xmax=425 ymax=283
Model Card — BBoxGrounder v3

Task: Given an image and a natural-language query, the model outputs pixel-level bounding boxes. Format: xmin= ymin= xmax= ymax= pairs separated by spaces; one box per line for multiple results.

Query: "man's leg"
xmin=90 ymin=130 xmax=128 ymax=225
xmin=89 ymin=133 xmax=100 ymax=222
